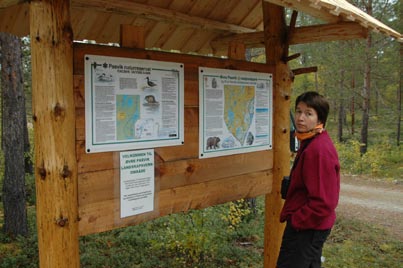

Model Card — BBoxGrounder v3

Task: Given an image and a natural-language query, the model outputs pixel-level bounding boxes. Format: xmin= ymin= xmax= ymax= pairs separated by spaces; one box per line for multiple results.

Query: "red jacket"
xmin=280 ymin=131 xmax=340 ymax=230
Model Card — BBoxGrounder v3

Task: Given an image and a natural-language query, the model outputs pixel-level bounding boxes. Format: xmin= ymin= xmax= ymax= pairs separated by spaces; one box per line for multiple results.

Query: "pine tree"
xmin=0 ymin=32 xmax=28 ymax=237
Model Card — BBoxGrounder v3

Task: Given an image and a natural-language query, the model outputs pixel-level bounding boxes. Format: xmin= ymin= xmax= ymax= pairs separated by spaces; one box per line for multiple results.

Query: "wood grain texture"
xmin=74 ymin=43 xmax=275 ymax=236
xmin=30 ymin=1 xmax=79 ymax=267
xmin=78 ymin=170 xmax=272 ymax=235
xmin=262 ymin=2 xmax=292 ymax=268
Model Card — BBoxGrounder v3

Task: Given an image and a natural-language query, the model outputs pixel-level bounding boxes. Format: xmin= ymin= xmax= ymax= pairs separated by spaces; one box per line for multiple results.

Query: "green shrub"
xmin=221 ymin=199 xmax=251 ymax=231
xmin=79 ymin=202 xmax=264 ymax=268
xmin=0 ymin=207 xmax=38 ymax=268
xmin=335 ymin=138 xmax=402 ymax=181
xmin=147 ymin=209 xmax=222 ymax=267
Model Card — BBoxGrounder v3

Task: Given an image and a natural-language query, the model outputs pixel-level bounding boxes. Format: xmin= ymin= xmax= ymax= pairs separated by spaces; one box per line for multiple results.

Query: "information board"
xmin=199 ymin=67 xmax=273 ymax=158
xmin=85 ymin=55 xmax=184 ymax=153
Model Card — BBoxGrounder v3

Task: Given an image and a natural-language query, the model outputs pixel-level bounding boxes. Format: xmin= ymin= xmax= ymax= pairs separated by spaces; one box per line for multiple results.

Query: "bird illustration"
xmin=97 ymin=73 xmax=113 ymax=82
xmin=146 ymin=77 xmax=157 ymax=87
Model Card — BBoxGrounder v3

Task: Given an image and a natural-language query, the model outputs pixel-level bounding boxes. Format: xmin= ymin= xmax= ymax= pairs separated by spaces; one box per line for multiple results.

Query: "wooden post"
xmin=262 ymin=2 xmax=292 ymax=268
xmin=30 ymin=1 xmax=79 ymax=267
xmin=228 ymin=40 xmax=246 ymax=60
xmin=120 ymin=24 xmax=145 ymax=49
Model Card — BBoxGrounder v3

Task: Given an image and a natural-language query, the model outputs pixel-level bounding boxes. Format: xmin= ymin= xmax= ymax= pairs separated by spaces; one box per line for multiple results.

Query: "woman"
xmin=277 ymin=91 xmax=340 ymax=268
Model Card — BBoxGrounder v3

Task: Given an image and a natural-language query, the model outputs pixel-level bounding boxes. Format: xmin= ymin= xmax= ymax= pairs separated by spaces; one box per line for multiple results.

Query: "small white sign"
xmin=120 ymin=149 xmax=155 ymax=218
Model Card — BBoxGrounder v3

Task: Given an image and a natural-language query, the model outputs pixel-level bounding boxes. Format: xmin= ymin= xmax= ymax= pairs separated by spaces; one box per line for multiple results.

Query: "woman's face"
xmin=295 ymin=101 xmax=320 ymax=133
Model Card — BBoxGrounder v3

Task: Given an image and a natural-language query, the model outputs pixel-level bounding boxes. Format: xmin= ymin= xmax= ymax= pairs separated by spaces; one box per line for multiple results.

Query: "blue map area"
xmin=116 ymin=95 xmax=140 ymax=140
xmin=224 ymin=85 xmax=255 ymax=145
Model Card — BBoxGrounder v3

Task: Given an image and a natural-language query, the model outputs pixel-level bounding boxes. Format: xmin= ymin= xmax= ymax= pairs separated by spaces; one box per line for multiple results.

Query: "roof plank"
xmin=264 ymin=0 xmax=402 ymax=41
xmin=315 ymin=0 xmax=401 ymax=39
xmin=264 ymin=0 xmax=339 ymax=23
xmin=72 ymin=0 xmax=257 ymax=34
xmin=0 ymin=0 xmax=400 ymax=53
xmin=0 ymin=0 xmax=24 ymax=9
xmin=0 ymin=2 xmax=29 ymax=36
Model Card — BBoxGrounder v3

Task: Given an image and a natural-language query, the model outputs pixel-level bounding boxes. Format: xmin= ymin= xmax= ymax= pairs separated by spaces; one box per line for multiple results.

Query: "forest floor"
xmin=337 ymin=174 xmax=403 ymax=241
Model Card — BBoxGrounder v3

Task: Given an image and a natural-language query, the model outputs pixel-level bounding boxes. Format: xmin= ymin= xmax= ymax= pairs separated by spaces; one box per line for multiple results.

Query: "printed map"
xmin=224 ymin=85 xmax=255 ymax=145
xmin=116 ymin=95 xmax=140 ymax=140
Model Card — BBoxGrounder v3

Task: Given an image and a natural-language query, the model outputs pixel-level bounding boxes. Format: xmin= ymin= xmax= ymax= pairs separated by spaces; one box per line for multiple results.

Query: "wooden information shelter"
xmin=0 ymin=1 xmax=401 ymax=267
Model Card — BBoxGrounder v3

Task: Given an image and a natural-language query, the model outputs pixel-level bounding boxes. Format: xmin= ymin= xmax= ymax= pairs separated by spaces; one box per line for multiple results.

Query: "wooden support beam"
xmin=282 ymin=10 xmax=298 ymax=60
xmin=289 ymin=11 xmax=298 ymax=34
xmin=228 ymin=41 xmax=246 ymax=60
xmin=120 ymin=24 xmax=145 ymax=49
xmin=211 ymin=31 xmax=265 ymax=50
xmin=0 ymin=0 xmax=25 ymax=9
xmin=211 ymin=22 xmax=368 ymax=50
xmin=72 ymin=0 xmax=257 ymax=34
xmin=290 ymin=22 xmax=368 ymax=44
xmin=30 ymin=0 xmax=79 ymax=267
xmin=283 ymin=52 xmax=301 ymax=63
xmin=262 ymin=1 xmax=291 ymax=268
xmin=292 ymin=66 xmax=318 ymax=76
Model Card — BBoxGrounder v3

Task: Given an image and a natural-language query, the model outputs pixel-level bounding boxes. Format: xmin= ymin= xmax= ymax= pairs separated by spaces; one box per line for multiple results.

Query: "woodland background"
xmin=0 ymin=0 xmax=402 ymax=267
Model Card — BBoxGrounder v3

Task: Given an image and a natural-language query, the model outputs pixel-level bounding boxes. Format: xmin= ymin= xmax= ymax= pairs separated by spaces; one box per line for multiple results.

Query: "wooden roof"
xmin=0 ymin=0 xmax=402 ymax=56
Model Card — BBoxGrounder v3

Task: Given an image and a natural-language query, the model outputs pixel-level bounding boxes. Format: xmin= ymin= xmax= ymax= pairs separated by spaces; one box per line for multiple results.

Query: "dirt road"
xmin=337 ymin=175 xmax=403 ymax=240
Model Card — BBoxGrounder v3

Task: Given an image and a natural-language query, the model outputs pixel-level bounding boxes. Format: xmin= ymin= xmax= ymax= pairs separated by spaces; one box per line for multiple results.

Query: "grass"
xmin=324 ymin=217 xmax=402 ymax=268
xmin=1 ymin=197 xmax=402 ymax=267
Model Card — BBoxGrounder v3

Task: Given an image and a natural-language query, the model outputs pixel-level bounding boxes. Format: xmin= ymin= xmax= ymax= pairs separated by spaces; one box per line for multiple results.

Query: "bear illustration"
xmin=206 ymin=136 xmax=220 ymax=150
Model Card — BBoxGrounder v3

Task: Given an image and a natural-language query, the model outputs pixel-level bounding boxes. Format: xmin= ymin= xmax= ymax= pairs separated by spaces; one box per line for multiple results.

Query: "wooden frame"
xmin=74 ymin=43 xmax=275 ymax=236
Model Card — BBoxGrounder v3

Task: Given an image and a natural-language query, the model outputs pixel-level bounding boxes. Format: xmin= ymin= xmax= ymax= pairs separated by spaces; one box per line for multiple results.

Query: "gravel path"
xmin=337 ymin=175 xmax=403 ymax=240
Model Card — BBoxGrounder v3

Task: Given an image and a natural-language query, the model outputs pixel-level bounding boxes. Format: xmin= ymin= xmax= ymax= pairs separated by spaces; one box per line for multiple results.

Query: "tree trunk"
xmin=338 ymin=70 xmax=344 ymax=142
xmin=0 ymin=32 xmax=28 ymax=238
xmin=360 ymin=47 xmax=370 ymax=155
xmin=398 ymin=42 xmax=402 ymax=146
xmin=351 ymin=70 xmax=355 ymax=135
xmin=360 ymin=0 xmax=372 ymax=155
xmin=24 ymin=111 xmax=33 ymax=174
xmin=398 ymin=0 xmax=402 ymax=146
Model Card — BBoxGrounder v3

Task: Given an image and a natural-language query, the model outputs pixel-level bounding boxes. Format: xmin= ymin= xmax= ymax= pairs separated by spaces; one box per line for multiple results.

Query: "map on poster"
xmin=84 ymin=55 xmax=184 ymax=153
xmin=199 ymin=67 xmax=272 ymax=159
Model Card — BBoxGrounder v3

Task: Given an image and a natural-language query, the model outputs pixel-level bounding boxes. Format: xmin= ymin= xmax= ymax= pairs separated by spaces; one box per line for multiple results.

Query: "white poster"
xmin=120 ymin=149 xmax=154 ymax=218
xmin=85 ymin=55 xmax=184 ymax=153
xmin=199 ymin=67 xmax=273 ymax=159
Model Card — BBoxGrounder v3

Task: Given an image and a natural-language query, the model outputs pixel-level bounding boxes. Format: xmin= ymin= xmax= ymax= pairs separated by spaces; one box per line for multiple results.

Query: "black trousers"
xmin=277 ymin=222 xmax=331 ymax=268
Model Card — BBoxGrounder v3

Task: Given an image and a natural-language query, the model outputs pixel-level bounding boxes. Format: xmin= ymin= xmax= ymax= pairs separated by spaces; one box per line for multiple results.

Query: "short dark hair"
xmin=295 ymin=91 xmax=330 ymax=127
